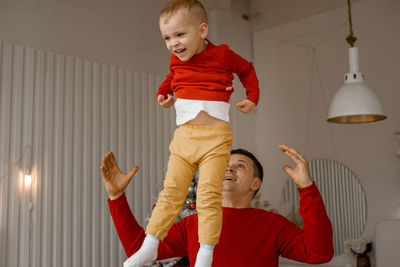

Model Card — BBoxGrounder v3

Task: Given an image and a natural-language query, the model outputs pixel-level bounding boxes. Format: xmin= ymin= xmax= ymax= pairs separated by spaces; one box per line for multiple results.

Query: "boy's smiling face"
xmin=159 ymin=8 xmax=208 ymax=62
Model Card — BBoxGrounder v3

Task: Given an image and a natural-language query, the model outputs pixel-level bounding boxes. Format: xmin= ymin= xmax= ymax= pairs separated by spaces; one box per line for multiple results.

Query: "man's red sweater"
xmin=157 ymin=40 xmax=260 ymax=105
xmin=108 ymin=183 xmax=334 ymax=267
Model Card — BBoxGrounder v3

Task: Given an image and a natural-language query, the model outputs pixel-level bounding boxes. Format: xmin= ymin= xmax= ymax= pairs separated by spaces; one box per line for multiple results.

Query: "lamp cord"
xmin=346 ymin=0 xmax=357 ymax=47
xmin=283 ymin=25 xmax=342 ymax=161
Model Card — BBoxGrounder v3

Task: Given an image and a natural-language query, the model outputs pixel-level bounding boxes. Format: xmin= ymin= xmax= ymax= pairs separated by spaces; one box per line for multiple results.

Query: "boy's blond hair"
xmin=160 ymin=0 xmax=208 ymax=24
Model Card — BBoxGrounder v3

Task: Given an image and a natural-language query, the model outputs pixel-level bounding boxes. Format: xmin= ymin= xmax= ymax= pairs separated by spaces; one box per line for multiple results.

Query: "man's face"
xmin=223 ymin=153 xmax=260 ymax=196
xmin=159 ymin=9 xmax=207 ymax=62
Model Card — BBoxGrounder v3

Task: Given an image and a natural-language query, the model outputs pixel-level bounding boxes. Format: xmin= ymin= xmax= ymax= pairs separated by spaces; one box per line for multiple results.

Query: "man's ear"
xmin=199 ymin=22 xmax=208 ymax=39
xmin=251 ymin=177 xmax=262 ymax=191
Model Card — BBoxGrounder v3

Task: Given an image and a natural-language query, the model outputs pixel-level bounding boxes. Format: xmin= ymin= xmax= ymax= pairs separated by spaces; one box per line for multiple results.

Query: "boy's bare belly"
xmin=186 ymin=110 xmax=227 ymax=125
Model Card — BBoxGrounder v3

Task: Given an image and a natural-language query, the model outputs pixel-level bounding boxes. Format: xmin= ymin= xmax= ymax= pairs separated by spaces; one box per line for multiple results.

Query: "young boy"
xmin=124 ymin=0 xmax=259 ymax=266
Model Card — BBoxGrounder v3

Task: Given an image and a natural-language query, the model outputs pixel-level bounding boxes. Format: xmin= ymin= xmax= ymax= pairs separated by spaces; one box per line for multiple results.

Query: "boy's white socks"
xmin=123 ymin=234 xmax=159 ymax=267
xmin=194 ymin=243 xmax=215 ymax=267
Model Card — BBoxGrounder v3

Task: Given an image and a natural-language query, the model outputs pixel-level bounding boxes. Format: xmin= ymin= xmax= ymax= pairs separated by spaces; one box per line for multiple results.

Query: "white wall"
xmin=253 ymin=0 xmax=400 ymax=266
xmin=0 ymin=0 xmax=170 ymax=76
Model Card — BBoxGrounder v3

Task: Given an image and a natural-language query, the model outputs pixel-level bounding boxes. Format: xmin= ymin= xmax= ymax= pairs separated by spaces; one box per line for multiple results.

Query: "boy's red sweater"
xmin=157 ymin=40 xmax=260 ymax=105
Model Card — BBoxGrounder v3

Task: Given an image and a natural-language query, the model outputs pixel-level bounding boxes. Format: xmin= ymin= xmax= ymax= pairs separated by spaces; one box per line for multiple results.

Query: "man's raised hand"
xmin=100 ymin=151 xmax=139 ymax=200
xmin=279 ymin=144 xmax=313 ymax=188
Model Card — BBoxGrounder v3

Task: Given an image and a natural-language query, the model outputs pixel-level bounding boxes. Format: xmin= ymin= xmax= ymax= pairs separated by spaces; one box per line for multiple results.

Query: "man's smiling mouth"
xmin=225 ymin=176 xmax=236 ymax=181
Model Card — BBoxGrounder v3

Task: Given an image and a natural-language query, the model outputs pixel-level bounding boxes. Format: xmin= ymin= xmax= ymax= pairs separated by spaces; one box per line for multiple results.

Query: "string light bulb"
xmin=24 ymin=174 xmax=33 ymax=187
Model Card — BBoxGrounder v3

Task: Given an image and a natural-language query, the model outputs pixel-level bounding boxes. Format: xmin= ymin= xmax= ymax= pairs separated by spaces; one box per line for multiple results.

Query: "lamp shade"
xmin=327 ymin=47 xmax=386 ymax=123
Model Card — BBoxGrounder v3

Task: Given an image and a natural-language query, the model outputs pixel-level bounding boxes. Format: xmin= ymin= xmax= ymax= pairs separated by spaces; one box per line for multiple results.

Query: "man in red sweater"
xmin=101 ymin=144 xmax=334 ymax=267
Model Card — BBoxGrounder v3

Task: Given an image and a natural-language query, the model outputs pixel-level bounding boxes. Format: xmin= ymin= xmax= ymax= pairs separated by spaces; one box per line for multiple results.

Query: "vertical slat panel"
xmin=332 ymin=162 xmax=341 ymax=252
xmin=62 ymin=55 xmax=74 ymax=267
xmin=82 ymin=59 xmax=92 ymax=267
xmin=141 ymin=73 xmax=150 ymax=223
xmin=41 ymin=51 xmax=55 ymax=267
xmin=0 ymin=41 xmax=176 ymax=266
xmin=125 ymin=70 xmax=134 ymax=242
xmin=148 ymin=74 xmax=156 ymax=205
xmin=118 ymin=68 xmax=129 ymax=265
xmin=155 ymin=76 xmax=165 ymax=187
xmin=72 ymin=57 xmax=83 ymax=267
xmin=0 ymin=42 xmax=12 ymax=267
xmin=20 ymin=46 xmax=35 ymax=267
xmin=117 ymin=67 xmax=128 ymax=265
xmin=32 ymin=48 xmax=45 ymax=267
xmin=132 ymin=71 xmax=143 ymax=224
xmin=9 ymin=44 xmax=24 ymax=267
xmin=52 ymin=53 xmax=64 ymax=267
xmin=91 ymin=61 xmax=101 ymax=267
xmin=100 ymin=63 xmax=109 ymax=267
xmin=163 ymin=101 xmax=171 ymax=173
xmin=348 ymin=170 xmax=354 ymax=238
xmin=117 ymin=68 xmax=126 ymax=170
xmin=125 ymin=70 xmax=134 ymax=207
xmin=108 ymin=65 xmax=118 ymax=267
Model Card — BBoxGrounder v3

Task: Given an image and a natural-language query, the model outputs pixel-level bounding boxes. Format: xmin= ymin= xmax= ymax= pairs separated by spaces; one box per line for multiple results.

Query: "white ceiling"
xmin=202 ymin=0 xmax=364 ymax=32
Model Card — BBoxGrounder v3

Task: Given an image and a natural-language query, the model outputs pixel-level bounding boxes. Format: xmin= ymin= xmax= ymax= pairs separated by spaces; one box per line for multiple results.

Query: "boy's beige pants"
xmin=146 ymin=123 xmax=233 ymax=245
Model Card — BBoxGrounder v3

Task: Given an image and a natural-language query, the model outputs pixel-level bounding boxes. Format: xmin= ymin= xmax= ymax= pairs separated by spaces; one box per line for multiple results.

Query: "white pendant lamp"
xmin=327 ymin=0 xmax=386 ymax=123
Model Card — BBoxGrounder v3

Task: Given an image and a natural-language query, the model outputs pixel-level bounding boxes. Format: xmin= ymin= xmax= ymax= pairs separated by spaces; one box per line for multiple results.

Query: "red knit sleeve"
xmin=278 ymin=183 xmax=334 ymax=263
xmin=108 ymin=194 xmax=188 ymax=260
xmin=157 ymin=71 xmax=174 ymax=99
xmin=225 ymin=46 xmax=260 ymax=105
xmin=108 ymin=194 xmax=146 ymax=257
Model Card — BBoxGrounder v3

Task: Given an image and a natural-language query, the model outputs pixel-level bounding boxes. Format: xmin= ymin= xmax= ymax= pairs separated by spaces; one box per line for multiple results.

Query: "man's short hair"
xmin=231 ymin=148 xmax=264 ymax=196
xmin=160 ymin=0 xmax=208 ymax=24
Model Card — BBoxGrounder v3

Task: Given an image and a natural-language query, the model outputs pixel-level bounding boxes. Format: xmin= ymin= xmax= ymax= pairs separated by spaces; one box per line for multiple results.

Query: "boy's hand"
xmin=158 ymin=94 xmax=174 ymax=108
xmin=235 ymin=99 xmax=256 ymax=113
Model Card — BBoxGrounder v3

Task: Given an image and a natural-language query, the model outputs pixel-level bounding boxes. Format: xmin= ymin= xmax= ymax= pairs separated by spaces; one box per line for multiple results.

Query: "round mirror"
xmin=280 ymin=159 xmax=367 ymax=256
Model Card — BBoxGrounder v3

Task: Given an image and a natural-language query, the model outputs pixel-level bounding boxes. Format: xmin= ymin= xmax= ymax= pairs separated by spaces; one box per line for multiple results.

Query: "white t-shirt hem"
xmin=174 ymin=98 xmax=230 ymax=125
